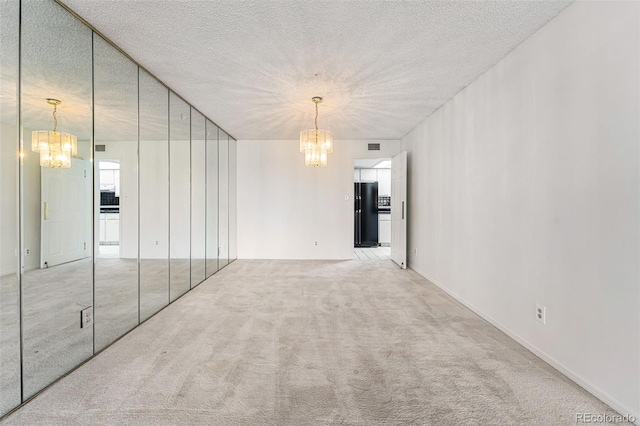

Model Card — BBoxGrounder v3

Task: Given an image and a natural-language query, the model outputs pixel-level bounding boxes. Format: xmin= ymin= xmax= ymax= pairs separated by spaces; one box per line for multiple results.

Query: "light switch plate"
xmin=81 ymin=306 xmax=93 ymax=328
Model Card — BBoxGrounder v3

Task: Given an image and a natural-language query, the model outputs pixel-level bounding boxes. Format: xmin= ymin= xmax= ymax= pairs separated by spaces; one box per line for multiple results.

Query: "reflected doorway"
xmin=98 ymin=160 xmax=121 ymax=258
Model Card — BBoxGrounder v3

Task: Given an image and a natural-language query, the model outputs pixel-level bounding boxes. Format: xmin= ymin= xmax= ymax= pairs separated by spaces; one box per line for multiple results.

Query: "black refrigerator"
xmin=354 ymin=182 xmax=379 ymax=247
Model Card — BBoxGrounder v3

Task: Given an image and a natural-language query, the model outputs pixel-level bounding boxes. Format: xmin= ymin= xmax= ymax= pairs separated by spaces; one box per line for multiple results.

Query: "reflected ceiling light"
xmin=31 ymin=99 xmax=77 ymax=168
xmin=300 ymin=97 xmax=333 ymax=167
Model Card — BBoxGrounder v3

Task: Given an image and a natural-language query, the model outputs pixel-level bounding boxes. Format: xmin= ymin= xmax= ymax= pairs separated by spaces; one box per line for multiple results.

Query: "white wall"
xmin=139 ymin=139 xmax=169 ymax=259
xmin=0 ymin=123 xmax=18 ymax=276
xmin=229 ymin=138 xmax=238 ymax=261
xmin=169 ymin=138 xmax=191 ymax=259
xmin=401 ymin=1 xmax=639 ymax=418
xmin=22 ymin=132 xmax=41 ymax=271
xmin=237 ymin=139 xmax=400 ymax=259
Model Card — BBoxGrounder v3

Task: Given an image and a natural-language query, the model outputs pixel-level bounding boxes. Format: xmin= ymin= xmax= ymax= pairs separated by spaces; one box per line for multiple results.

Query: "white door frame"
xmin=390 ymin=151 xmax=407 ymax=269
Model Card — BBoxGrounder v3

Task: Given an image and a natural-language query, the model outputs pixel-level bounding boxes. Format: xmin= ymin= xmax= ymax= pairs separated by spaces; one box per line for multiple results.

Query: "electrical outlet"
xmin=414 ymin=248 xmax=418 ymax=256
xmin=535 ymin=303 xmax=546 ymax=324
xmin=80 ymin=307 xmax=93 ymax=328
xmin=314 ymin=241 xmax=318 ymax=246
xmin=25 ymin=248 xmax=31 ymax=255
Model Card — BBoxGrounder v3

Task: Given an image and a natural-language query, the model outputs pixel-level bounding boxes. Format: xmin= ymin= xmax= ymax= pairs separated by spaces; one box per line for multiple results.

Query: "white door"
xmin=391 ymin=151 xmax=407 ymax=269
xmin=41 ymin=158 xmax=91 ymax=268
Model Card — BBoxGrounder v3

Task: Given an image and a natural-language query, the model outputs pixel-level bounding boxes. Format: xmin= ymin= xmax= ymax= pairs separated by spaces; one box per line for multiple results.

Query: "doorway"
xmin=97 ymin=160 xmax=120 ymax=258
xmin=353 ymin=158 xmax=391 ymax=260
xmin=352 ymin=153 xmax=407 ymax=268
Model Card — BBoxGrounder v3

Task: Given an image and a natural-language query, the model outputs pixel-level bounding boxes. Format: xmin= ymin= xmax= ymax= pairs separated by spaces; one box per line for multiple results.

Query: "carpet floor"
xmin=1 ymin=259 xmax=624 ymax=425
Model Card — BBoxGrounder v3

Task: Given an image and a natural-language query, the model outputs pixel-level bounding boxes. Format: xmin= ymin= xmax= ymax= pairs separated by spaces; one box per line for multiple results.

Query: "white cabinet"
xmin=379 ymin=213 xmax=391 ymax=246
xmin=377 ymin=168 xmax=391 ymax=196
xmin=360 ymin=169 xmax=377 ymax=182
xmin=99 ymin=213 xmax=106 ymax=241
xmin=100 ymin=212 xmax=120 ymax=243
xmin=354 ymin=168 xmax=391 ymax=195
xmin=105 ymin=213 xmax=119 ymax=242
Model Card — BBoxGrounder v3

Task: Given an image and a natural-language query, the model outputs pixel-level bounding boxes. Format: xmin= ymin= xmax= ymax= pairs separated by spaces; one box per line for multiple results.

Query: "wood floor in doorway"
xmin=353 ymin=246 xmax=390 ymax=260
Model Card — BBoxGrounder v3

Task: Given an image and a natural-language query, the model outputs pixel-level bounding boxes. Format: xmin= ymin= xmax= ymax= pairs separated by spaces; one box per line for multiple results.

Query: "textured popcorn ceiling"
xmin=59 ymin=0 xmax=572 ymax=140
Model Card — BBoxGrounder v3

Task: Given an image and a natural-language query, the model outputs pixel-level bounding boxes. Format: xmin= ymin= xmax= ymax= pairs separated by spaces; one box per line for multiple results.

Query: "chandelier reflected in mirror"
xmin=31 ymin=99 xmax=78 ymax=168
xmin=300 ymin=97 xmax=333 ymax=167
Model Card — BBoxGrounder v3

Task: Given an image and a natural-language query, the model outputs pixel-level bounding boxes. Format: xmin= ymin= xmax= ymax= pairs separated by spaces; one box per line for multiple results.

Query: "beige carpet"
xmin=1 ymin=259 xmax=625 ymax=425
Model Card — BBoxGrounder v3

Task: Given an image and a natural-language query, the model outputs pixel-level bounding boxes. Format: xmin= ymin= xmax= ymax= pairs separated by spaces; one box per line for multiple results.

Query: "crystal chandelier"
xmin=300 ymin=97 xmax=333 ymax=167
xmin=31 ymin=99 xmax=77 ymax=168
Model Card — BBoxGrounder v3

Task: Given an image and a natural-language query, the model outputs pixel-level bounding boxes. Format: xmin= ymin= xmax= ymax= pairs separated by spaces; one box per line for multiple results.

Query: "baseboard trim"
xmin=407 ymin=262 xmax=639 ymax=425
xmin=0 ymin=270 xmax=18 ymax=279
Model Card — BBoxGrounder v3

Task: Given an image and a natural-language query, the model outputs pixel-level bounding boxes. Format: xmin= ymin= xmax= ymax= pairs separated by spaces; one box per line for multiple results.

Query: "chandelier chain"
xmin=52 ymin=103 xmax=58 ymax=132
xmin=315 ymin=102 xmax=318 ymax=144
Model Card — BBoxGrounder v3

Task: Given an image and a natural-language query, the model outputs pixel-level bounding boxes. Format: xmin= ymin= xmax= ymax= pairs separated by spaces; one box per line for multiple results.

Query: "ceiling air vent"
xmin=95 ymin=144 xmax=106 ymax=152
xmin=368 ymin=143 xmax=381 ymax=151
